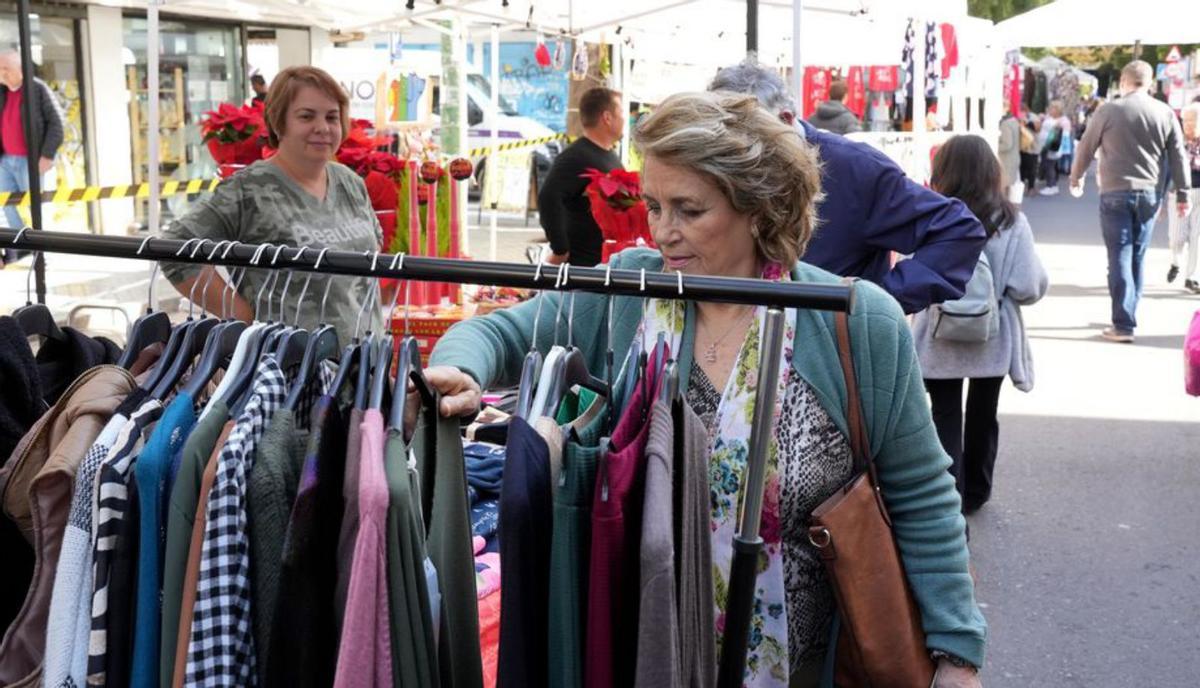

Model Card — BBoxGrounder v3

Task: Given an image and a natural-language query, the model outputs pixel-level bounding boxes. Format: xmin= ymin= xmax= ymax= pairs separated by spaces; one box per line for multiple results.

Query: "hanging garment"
xmin=130 ymin=391 xmax=198 ymax=688
xmin=335 ymin=407 xmax=366 ymax=629
xmin=171 ymin=419 xmax=236 ymax=688
xmin=185 ymin=359 xmax=286 ymax=687
xmin=406 ymin=74 xmax=426 ymax=120
xmin=159 ymin=401 xmax=230 ymax=688
xmin=939 ymin=23 xmax=959 ymax=79
xmin=383 ymin=427 xmax=440 ymax=688
xmin=547 ymin=391 xmax=606 ymax=688
xmin=0 ymin=365 xmax=133 ymax=688
xmin=334 ymin=409 xmax=393 ymax=688
xmin=925 ymin=22 xmax=941 ymax=100
xmin=844 ymin=66 xmax=867 ymax=119
xmin=0 ymin=316 xmax=46 ymax=462
xmin=675 ymin=403 xmax=716 ymax=688
xmin=267 ymin=395 xmax=348 ymax=688
xmin=31 ymin=327 xmax=122 ymax=408
xmin=86 ymin=396 xmax=165 ymax=686
xmin=496 ymin=416 xmax=553 ymax=688
xmin=42 ymin=388 xmax=147 ymax=688
xmin=247 ymin=407 xmax=311 ymax=682
xmin=106 ymin=475 xmax=141 ymax=688
xmin=585 ymin=348 xmax=665 ymax=688
xmin=412 ymin=393 xmax=484 ymax=688
xmin=801 ymin=67 xmax=830 ymax=121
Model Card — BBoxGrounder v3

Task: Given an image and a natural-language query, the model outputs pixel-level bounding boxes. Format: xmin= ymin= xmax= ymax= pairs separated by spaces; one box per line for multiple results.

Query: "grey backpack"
xmin=932 ymin=252 xmax=1000 ymax=342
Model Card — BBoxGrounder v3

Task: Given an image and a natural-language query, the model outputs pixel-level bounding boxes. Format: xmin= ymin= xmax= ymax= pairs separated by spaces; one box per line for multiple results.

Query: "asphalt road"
xmin=966 ymin=179 xmax=1200 ymax=687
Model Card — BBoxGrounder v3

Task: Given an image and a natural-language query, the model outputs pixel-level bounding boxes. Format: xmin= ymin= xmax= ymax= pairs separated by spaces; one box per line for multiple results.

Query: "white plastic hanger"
xmin=198 ymin=242 xmax=271 ymax=421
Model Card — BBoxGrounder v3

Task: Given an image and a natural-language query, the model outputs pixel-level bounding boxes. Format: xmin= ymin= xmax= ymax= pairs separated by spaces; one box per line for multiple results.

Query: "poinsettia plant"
xmin=580 ymin=167 xmax=643 ymax=210
xmin=199 ymin=101 xmax=266 ymax=145
xmin=580 ymin=167 xmax=654 ymax=260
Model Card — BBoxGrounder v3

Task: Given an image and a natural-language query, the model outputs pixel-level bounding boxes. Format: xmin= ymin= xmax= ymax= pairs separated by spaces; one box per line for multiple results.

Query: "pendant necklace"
xmin=701 ymin=306 xmax=757 ymax=364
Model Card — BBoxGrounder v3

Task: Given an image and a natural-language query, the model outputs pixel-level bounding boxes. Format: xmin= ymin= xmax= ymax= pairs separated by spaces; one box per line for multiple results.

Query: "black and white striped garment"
xmin=186 ymin=359 xmax=287 ymax=687
xmin=85 ymin=397 xmax=163 ymax=686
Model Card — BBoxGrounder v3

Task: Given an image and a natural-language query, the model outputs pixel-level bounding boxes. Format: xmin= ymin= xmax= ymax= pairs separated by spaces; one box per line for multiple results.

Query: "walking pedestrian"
xmin=1036 ymin=101 xmax=1070 ymax=196
xmin=807 ymin=80 xmax=862 ymax=135
xmin=709 ymin=59 xmax=987 ymax=314
xmin=1019 ymin=113 xmax=1040 ymax=195
xmin=914 ymin=135 xmax=1049 ymax=514
xmin=1069 ymin=60 xmax=1192 ymax=343
xmin=0 ymin=49 xmax=64 ymax=264
xmin=1167 ymin=103 xmax=1200 ymax=294
xmin=998 ymin=107 xmax=1023 ymax=204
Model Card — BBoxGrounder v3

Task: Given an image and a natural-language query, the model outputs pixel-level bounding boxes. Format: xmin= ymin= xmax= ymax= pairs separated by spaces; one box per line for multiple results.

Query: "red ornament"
xmin=417 ymin=183 xmax=431 ymax=205
xmin=448 ymin=157 xmax=473 ymax=181
xmin=420 ymin=160 xmax=442 ymax=184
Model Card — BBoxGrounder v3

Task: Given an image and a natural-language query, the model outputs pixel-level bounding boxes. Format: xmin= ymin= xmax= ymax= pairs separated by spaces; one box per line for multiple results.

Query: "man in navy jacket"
xmin=710 ymin=61 xmax=986 ymax=313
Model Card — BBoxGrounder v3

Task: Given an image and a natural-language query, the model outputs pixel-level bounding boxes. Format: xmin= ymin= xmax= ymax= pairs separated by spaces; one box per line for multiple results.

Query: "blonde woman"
xmin=423 ymin=92 xmax=986 ymax=687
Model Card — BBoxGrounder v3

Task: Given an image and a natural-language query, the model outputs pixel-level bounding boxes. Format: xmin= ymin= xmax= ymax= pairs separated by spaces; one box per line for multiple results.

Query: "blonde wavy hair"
xmin=633 ymin=91 xmax=823 ymax=266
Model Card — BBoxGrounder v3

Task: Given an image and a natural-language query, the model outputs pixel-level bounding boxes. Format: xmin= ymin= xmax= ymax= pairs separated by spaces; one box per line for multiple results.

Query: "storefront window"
xmin=0 ymin=12 xmax=88 ymax=232
xmin=124 ymin=16 xmax=243 ymax=222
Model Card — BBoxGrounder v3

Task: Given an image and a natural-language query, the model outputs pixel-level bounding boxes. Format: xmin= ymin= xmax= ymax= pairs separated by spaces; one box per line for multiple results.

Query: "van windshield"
xmin=468 ymin=74 xmax=520 ymax=116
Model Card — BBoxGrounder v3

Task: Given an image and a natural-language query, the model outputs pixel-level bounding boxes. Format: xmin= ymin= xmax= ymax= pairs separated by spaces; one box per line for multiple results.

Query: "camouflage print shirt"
xmin=160 ymin=160 xmax=385 ymax=339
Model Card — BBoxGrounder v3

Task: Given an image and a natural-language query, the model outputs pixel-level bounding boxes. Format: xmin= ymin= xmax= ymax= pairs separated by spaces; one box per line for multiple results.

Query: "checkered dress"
xmin=85 ymin=398 xmax=164 ymax=686
xmin=185 ymin=359 xmax=286 ymax=686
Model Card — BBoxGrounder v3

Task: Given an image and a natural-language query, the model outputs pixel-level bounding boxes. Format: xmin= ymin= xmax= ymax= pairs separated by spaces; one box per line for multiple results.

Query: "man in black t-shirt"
xmin=538 ymin=87 xmax=624 ymax=266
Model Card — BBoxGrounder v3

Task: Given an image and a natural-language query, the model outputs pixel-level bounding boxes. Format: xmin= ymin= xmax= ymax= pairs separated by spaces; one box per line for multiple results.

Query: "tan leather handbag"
xmin=807 ymin=307 xmax=936 ymax=688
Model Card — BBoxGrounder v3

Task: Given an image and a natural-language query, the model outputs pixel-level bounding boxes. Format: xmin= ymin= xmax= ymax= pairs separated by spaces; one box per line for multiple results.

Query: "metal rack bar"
xmin=0 ymin=228 xmax=855 ymax=312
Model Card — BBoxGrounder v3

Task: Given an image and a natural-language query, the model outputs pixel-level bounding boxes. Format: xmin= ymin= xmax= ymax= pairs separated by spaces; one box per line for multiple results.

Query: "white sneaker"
xmin=1039 ymin=186 xmax=1059 ymax=196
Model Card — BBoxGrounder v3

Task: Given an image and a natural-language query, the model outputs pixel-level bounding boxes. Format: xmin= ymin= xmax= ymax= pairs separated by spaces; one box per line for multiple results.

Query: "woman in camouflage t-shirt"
xmin=161 ymin=66 xmax=384 ymax=338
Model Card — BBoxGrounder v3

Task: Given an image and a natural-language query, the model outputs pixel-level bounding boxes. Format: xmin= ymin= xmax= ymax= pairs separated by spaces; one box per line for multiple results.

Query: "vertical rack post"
xmin=717 ymin=305 xmax=786 ymax=687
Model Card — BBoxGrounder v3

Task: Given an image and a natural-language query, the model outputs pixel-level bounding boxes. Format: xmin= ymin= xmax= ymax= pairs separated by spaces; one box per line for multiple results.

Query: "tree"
xmin=968 ymin=0 xmax=1054 ymax=23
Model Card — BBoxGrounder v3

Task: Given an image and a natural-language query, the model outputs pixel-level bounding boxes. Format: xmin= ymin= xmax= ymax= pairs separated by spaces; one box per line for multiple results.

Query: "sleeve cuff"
xmin=926 ymin=632 xmax=986 ymax=670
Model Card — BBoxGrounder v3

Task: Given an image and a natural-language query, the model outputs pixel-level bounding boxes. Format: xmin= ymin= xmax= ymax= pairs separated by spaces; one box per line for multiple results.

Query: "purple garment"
xmin=334 ymin=409 xmax=393 ymax=688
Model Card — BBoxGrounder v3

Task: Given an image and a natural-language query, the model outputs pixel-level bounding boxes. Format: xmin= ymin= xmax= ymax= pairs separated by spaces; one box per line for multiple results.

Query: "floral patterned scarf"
xmin=637 ymin=263 xmax=795 ymax=686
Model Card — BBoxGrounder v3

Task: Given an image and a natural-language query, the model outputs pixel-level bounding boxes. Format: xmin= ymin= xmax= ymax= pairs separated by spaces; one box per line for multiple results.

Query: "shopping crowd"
xmin=0 ymin=53 xmax=1194 ymax=688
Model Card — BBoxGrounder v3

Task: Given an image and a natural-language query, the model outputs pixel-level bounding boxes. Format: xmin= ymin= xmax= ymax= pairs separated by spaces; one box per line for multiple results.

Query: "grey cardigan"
xmin=997 ymin=116 xmax=1021 ymax=188
xmin=913 ymin=212 xmax=1048 ymax=390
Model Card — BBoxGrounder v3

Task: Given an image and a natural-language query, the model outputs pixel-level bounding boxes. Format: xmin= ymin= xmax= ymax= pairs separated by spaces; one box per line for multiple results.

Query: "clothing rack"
xmin=3 ymin=227 xmax=854 ymax=687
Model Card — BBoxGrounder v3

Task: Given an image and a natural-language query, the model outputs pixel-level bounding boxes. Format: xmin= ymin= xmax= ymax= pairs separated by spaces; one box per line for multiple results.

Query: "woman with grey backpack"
xmin=914 ymin=135 xmax=1049 ymax=514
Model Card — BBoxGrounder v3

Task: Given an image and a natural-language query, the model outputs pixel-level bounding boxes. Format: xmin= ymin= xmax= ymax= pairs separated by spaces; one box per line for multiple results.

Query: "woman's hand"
xmin=404 ymin=365 xmax=482 ymax=433
xmin=933 ymin=661 xmax=981 ymax=688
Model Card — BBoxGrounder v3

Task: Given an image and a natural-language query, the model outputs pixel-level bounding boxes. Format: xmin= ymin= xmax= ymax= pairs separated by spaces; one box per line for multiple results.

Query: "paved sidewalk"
xmin=967 ymin=183 xmax=1200 ymax=687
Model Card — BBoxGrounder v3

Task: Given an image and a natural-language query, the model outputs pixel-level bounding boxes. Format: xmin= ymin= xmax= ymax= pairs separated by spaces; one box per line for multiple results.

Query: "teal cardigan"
xmin=430 ymin=249 xmax=987 ymax=669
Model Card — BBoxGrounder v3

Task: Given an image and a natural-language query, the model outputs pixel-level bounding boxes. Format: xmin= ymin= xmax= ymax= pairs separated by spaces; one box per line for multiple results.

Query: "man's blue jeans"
xmin=1099 ymin=189 xmax=1160 ymax=333
xmin=0 ymin=154 xmax=30 ymax=230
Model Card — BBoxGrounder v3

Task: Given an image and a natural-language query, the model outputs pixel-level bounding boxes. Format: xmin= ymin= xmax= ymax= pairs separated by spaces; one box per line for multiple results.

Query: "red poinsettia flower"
xmin=580 ymin=167 xmax=642 ymax=210
xmin=199 ymin=102 xmax=266 ymax=145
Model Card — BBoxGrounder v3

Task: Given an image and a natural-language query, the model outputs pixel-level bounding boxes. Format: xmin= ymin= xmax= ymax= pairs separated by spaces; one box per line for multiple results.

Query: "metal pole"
xmin=791 ymin=0 xmax=803 ymax=104
xmin=0 ymin=228 xmax=854 ymax=311
xmin=717 ymin=305 xmax=786 ymax=687
xmin=489 ymin=23 xmax=499 ymax=262
xmin=15 ymin=0 xmax=44 ymax=303
xmin=147 ymin=1 xmax=161 ymax=240
xmin=746 ymin=0 xmax=758 ymax=55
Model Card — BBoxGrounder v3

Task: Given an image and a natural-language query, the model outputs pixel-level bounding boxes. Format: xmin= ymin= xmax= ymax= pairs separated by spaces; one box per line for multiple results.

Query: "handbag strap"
xmin=834 ymin=279 xmax=876 ymax=482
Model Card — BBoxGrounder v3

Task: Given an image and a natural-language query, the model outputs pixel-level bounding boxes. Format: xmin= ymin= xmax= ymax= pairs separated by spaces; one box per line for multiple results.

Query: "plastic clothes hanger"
xmin=222 ymin=244 xmax=291 ymax=414
xmin=271 ymin=247 xmax=312 ymax=371
xmin=116 ymin=235 xmax=172 ymax=369
xmin=179 ymin=242 xmax=249 ymax=400
xmin=283 ymin=248 xmax=340 ymax=410
xmin=7 ymin=229 xmax=67 ymax=343
xmin=141 ymin=237 xmax=212 ymax=393
xmin=530 ymin=263 xmax=572 ymax=417
xmin=354 ymin=252 xmax=383 ymax=411
xmin=388 ymin=260 xmax=434 ymax=432
xmin=328 ymin=250 xmax=379 ymax=403
xmin=658 ymin=271 xmax=683 ymax=404
xmin=200 ymin=242 xmax=271 ymax=419
xmin=548 ymin=266 xmax=608 ymax=414
xmin=514 ymin=260 xmax=548 ymax=420
xmin=149 ymin=240 xmax=225 ymax=400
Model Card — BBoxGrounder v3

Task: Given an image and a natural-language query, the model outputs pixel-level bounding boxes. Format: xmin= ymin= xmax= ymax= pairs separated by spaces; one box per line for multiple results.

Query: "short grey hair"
xmin=708 ymin=57 xmax=797 ymax=117
xmin=1121 ymin=60 xmax=1153 ymax=88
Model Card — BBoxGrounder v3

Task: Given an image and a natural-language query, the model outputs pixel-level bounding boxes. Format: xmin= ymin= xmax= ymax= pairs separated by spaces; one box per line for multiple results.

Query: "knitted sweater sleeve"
xmin=851 ymin=280 xmax=988 ymax=667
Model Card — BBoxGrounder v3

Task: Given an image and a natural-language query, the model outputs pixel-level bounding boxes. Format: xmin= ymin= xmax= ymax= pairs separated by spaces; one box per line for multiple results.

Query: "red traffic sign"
xmin=1165 ymin=45 xmax=1182 ymax=63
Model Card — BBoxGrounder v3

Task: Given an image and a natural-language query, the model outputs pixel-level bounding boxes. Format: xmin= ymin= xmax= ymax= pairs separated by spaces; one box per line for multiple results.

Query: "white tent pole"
xmin=456 ymin=18 xmax=469 ymax=263
xmin=912 ymin=16 xmax=927 ymax=182
xmin=148 ymin=0 xmax=161 ymax=237
xmin=791 ymin=0 xmax=802 ymax=107
xmin=489 ymin=23 xmax=499 ymax=262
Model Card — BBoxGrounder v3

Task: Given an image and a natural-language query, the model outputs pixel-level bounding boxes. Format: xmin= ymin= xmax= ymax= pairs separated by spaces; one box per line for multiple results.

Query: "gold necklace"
xmin=699 ymin=306 xmax=757 ymax=364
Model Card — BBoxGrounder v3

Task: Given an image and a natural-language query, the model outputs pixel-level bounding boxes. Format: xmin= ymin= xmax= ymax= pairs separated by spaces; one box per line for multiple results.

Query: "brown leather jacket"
xmin=0 ymin=365 xmax=135 ymax=686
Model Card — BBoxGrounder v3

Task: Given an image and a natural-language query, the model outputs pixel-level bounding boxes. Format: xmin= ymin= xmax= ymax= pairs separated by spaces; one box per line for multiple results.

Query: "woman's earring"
xmin=750 ymin=224 xmax=761 ymax=239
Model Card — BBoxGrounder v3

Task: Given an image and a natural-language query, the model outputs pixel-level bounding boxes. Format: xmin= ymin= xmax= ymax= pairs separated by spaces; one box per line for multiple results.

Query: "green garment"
xmin=429 ymin=248 xmax=988 ymax=670
xmin=412 ymin=396 xmax=483 ymax=688
xmin=159 ymin=160 xmax=384 ymax=338
xmin=383 ymin=428 xmax=439 ymax=688
xmin=246 ymin=409 xmax=309 ymax=681
xmin=159 ymin=402 xmax=229 ymax=688
xmin=547 ymin=389 xmax=606 ymax=688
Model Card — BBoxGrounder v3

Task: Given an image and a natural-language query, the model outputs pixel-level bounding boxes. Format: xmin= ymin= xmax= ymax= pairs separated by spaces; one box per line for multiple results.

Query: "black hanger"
xmin=13 ymin=301 xmax=66 ymax=342
xmin=515 ymin=267 xmax=551 ymax=420
xmin=369 ymin=335 xmax=393 ymax=411
xmin=179 ymin=320 xmax=247 ymax=400
xmin=354 ymin=332 xmax=376 ymax=411
xmin=149 ymin=315 xmax=220 ymax=400
xmin=328 ymin=340 xmax=362 ymax=402
xmin=117 ymin=237 xmax=173 ymax=369
xmin=283 ymin=324 xmax=339 ymax=411
xmin=389 ymin=335 xmax=435 ymax=432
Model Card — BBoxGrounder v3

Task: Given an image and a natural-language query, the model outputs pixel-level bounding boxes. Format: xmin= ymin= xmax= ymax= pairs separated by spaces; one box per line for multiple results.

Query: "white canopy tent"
xmin=997 ymin=0 xmax=1200 ymax=48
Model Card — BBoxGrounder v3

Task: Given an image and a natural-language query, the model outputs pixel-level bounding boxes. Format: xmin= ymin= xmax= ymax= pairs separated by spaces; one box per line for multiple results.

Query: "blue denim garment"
xmin=1099 ymin=189 xmax=1160 ymax=332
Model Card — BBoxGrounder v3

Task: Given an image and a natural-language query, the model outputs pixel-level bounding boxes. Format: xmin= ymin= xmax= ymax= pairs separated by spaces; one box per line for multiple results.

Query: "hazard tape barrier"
xmin=0 ymin=178 xmax=221 ymax=207
xmin=468 ymin=133 xmax=571 ymax=158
